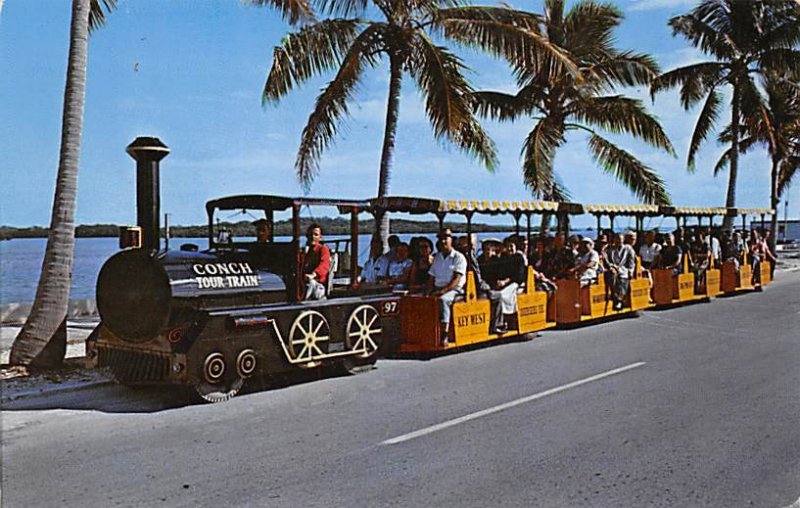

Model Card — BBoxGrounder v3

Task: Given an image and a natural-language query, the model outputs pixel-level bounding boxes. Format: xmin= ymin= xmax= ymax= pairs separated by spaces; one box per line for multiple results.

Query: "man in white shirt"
xmin=359 ymin=236 xmax=389 ymax=284
xmin=427 ymin=228 xmax=467 ymax=346
xmin=638 ymin=230 xmax=661 ymax=269
xmin=574 ymin=237 xmax=600 ymax=286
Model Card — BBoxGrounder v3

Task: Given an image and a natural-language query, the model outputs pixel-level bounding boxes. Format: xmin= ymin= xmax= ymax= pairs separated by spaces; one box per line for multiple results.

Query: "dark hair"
xmin=306 ymin=223 xmax=322 ymax=237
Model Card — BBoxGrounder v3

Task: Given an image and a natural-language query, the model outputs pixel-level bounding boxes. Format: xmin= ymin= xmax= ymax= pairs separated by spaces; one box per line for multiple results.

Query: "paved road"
xmin=3 ymin=272 xmax=799 ymax=507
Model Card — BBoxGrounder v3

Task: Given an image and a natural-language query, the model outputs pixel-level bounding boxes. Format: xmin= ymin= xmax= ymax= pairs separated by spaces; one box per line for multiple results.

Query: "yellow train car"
xmin=372 ymin=197 xmax=557 ymax=354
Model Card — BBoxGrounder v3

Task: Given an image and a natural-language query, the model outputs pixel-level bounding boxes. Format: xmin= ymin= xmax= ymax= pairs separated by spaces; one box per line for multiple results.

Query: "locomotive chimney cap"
xmin=126 ymin=136 xmax=170 ymax=161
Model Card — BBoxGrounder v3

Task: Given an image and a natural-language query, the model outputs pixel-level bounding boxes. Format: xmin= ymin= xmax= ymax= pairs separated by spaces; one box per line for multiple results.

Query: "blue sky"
xmin=1 ymin=0 xmax=797 ymax=229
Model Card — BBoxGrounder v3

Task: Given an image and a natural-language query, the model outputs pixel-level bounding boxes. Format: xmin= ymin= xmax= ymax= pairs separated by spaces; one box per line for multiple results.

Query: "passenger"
xmin=302 ymin=223 xmax=331 ymax=300
xmin=456 ymin=234 xmax=489 ymax=294
xmin=762 ymin=229 xmax=777 ymax=277
xmin=426 ymin=229 xmax=468 ymax=346
xmin=748 ymin=229 xmax=763 ymax=282
xmin=386 ymin=242 xmax=413 ymax=289
xmin=386 ymin=235 xmax=401 ymax=263
xmin=359 ymin=236 xmax=389 ymax=284
xmin=656 ymin=233 xmax=682 ymax=274
xmin=528 ymin=237 xmax=546 ymax=268
xmin=409 ymin=237 xmax=434 ymax=290
xmin=542 ymin=233 xmax=575 ymax=280
xmin=488 ymin=237 xmax=527 ymax=334
xmin=478 ymin=238 xmax=502 ymax=265
xmin=253 ymin=218 xmax=272 ymax=243
xmin=515 ymin=235 xmax=530 ymax=263
xmin=690 ymin=232 xmax=711 ymax=290
xmin=639 ymin=230 xmax=661 ymax=270
xmin=574 ymin=237 xmax=600 ymax=287
xmin=595 ymin=233 xmax=609 ymax=274
xmin=604 ymin=233 xmax=636 ymax=310
xmin=705 ymin=227 xmax=722 ymax=264
xmin=723 ymin=231 xmax=747 ymax=269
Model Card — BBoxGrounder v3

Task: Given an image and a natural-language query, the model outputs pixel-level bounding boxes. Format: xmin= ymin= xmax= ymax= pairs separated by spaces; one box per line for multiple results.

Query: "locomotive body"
xmin=89 ymin=138 xmax=399 ymax=401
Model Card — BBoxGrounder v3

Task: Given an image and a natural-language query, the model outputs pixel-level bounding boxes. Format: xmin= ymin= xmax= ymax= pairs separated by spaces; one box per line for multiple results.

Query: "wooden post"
xmin=596 ymin=214 xmax=602 ymax=239
xmin=350 ymin=207 xmax=359 ymax=287
xmin=609 ymin=214 xmax=615 ymax=233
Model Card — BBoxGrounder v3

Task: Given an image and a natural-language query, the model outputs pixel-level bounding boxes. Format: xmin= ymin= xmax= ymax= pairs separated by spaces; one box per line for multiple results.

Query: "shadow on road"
xmin=1 ymin=367 xmax=355 ymax=414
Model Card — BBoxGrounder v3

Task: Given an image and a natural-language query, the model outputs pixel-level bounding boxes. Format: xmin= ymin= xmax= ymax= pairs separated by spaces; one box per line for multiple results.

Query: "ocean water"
xmin=0 ymin=230 xmax=599 ymax=304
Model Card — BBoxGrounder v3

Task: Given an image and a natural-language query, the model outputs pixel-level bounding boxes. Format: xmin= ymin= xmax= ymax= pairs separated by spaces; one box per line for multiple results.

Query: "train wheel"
xmin=288 ymin=310 xmax=331 ymax=368
xmin=194 ymin=378 xmax=244 ymax=403
xmin=339 ymin=305 xmax=382 ymax=375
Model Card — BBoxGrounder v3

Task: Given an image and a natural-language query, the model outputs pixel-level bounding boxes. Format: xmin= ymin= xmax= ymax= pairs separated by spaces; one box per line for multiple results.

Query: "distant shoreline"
xmin=0 ymin=218 xmax=523 ymax=240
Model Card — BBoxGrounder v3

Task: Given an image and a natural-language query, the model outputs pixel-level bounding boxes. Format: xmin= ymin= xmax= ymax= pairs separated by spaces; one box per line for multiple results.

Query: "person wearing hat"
xmin=253 ymin=218 xmax=272 ymax=243
xmin=427 ymin=228 xmax=467 ymax=346
xmin=487 ymin=237 xmax=526 ymax=334
xmin=574 ymin=237 xmax=599 ymax=287
xmin=478 ymin=237 xmax=502 ymax=265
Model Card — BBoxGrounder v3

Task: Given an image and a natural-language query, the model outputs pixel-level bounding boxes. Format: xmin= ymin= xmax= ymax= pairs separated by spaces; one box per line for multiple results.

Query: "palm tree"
xmin=651 ymin=0 xmax=800 ymax=229
xmin=10 ymin=0 xmax=117 ymax=368
xmin=472 ymin=0 xmax=674 ymax=206
xmin=721 ymin=72 xmax=800 ymax=249
xmin=10 ymin=0 xmax=316 ymax=368
xmin=262 ymin=0 xmax=573 ymax=241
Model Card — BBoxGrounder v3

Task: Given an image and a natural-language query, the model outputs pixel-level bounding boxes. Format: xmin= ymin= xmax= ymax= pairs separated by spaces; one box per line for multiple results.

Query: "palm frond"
xmin=778 ymin=155 xmax=799 ymax=196
xmin=263 ymin=19 xmax=363 ymax=104
xmin=758 ymin=48 xmax=800 ymax=78
xmin=668 ymin=12 xmax=732 ymax=59
xmin=314 ymin=0 xmax=369 ymax=18
xmin=562 ymin=0 xmax=622 ymax=59
xmin=471 ymin=91 xmax=529 ymax=122
xmin=650 ymin=62 xmax=724 ymax=107
xmin=588 ymin=51 xmax=660 ymax=89
xmin=687 ymin=88 xmax=721 ymax=171
xmin=521 ymin=118 xmax=565 ymax=196
xmin=247 ymin=0 xmax=315 ymax=25
xmin=88 ymin=0 xmax=117 ymax=32
xmin=294 ymin=25 xmax=381 ymax=187
xmin=568 ymin=96 xmax=676 ymax=155
xmin=587 ymin=133 xmax=671 ymax=205
xmin=712 ymin=146 xmax=731 ymax=176
xmin=409 ymin=34 xmax=497 ymax=170
xmin=438 ymin=8 xmax=579 ymax=83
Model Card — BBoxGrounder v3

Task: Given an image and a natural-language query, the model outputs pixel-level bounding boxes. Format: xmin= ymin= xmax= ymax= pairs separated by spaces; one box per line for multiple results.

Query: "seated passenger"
xmin=574 ymin=237 xmax=599 ymax=287
xmin=655 ymin=233 xmax=682 ymax=274
xmin=748 ymin=229 xmax=763 ymax=281
xmin=302 ymin=223 xmax=331 ymax=300
xmin=604 ymin=233 xmax=636 ymax=310
xmin=638 ymin=231 xmax=660 ymax=270
xmin=723 ymin=231 xmax=747 ymax=269
xmin=253 ymin=218 xmax=272 ymax=243
xmin=488 ymin=237 xmax=527 ymax=333
xmin=478 ymin=238 xmax=502 ymax=266
xmin=359 ymin=236 xmax=389 ymax=285
xmin=410 ymin=237 xmax=434 ymax=290
xmin=542 ymin=233 xmax=575 ymax=280
xmin=426 ymin=229 xmax=467 ymax=346
xmin=386 ymin=242 xmax=413 ymax=289
xmin=690 ymin=232 xmax=711 ymax=290
xmin=457 ymin=234 xmax=489 ymax=294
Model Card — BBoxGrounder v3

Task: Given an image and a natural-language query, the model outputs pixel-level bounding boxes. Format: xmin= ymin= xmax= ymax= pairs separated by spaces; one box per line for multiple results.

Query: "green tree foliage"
xmin=473 ymin=0 xmax=674 ymax=205
xmin=651 ymin=0 xmax=800 ymax=227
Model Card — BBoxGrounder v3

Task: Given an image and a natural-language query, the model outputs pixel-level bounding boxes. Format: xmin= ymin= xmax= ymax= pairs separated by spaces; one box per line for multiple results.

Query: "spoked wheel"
xmin=288 ymin=311 xmax=331 ymax=368
xmin=194 ymin=378 xmax=244 ymax=403
xmin=339 ymin=305 xmax=382 ymax=374
xmin=193 ymin=351 xmax=244 ymax=403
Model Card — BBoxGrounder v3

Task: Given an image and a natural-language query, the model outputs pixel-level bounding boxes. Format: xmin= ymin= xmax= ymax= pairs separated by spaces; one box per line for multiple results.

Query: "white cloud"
xmin=627 ymin=0 xmax=696 ymax=12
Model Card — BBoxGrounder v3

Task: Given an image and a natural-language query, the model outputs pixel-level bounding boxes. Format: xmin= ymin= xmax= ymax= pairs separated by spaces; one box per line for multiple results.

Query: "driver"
xmin=253 ymin=218 xmax=271 ymax=243
xmin=302 ymin=223 xmax=331 ymax=300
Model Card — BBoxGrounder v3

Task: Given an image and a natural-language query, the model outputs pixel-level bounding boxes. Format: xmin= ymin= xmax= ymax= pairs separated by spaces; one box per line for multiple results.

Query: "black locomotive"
xmin=89 ymin=137 xmax=400 ymax=401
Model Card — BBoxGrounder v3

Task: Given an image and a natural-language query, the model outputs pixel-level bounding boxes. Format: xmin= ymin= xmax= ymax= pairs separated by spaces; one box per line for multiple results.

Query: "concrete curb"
xmin=2 ymin=377 xmax=114 ymax=404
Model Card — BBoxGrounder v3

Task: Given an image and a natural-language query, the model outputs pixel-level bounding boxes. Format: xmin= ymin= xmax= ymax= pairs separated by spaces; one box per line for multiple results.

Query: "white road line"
xmin=381 ymin=361 xmax=647 ymax=446
xmin=783 ymin=495 xmax=800 ymax=508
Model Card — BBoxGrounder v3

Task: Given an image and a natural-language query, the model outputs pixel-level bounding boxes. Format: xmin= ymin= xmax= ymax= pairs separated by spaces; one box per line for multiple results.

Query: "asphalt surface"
xmin=2 ymin=272 xmax=799 ymax=507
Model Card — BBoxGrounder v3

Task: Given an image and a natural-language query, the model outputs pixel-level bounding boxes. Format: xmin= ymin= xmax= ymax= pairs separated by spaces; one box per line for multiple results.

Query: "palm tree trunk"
xmin=722 ymin=84 xmax=740 ymax=231
xmin=769 ymin=157 xmax=779 ymax=252
xmin=375 ymin=54 xmax=402 ymax=248
xmin=10 ymin=0 xmax=90 ymax=367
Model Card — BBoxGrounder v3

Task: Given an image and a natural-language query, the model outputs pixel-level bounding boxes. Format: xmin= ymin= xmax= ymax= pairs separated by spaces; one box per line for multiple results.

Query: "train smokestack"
xmin=126 ymin=137 xmax=169 ymax=252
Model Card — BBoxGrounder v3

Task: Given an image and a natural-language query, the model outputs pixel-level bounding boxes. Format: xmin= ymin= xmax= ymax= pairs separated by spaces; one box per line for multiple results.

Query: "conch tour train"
xmin=87 ymin=138 xmax=776 ymax=402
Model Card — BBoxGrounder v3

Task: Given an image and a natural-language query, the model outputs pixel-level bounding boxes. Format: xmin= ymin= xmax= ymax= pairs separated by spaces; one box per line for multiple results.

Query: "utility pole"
xmin=784 ymin=200 xmax=789 ymax=242
xmin=164 ymin=212 xmax=171 ymax=250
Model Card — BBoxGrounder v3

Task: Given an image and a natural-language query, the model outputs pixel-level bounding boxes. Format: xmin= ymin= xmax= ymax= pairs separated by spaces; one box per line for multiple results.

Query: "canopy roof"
xmin=205 ymin=195 xmax=368 ymax=216
xmin=370 ymin=196 xmax=559 ymax=214
xmin=583 ymin=204 xmax=660 ymax=215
